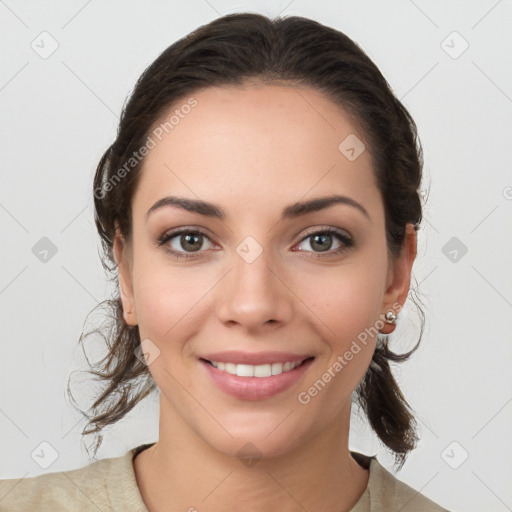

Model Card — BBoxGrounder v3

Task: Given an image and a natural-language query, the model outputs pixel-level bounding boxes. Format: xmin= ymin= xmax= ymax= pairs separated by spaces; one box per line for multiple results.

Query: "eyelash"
xmin=156 ymin=226 xmax=354 ymax=261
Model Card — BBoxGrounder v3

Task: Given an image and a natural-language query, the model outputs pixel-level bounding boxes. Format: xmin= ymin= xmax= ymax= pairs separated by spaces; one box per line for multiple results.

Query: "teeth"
xmin=254 ymin=364 xmax=271 ymax=377
xmin=237 ymin=364 xmax=256 ymax=377
xmin=209 ymin=360 xmax=303 ymax=377
xmin=271 ymin=362 xmax=282 ymax=375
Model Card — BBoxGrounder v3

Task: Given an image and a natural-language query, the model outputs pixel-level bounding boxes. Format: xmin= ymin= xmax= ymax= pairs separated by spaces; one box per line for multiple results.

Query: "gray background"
xmin=1 ymin=1 xmax=511 ymax=511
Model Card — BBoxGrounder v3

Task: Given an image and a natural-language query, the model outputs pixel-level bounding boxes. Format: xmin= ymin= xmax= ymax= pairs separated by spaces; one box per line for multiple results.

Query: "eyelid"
xmin=296 ymin=225 xmax=352 ymax=242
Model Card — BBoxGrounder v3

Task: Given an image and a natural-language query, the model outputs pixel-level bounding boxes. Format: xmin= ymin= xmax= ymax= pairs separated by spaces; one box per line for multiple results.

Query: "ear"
xmin=380 ymin=223 xmax=417 ymax=334
xmin=113 ymin=224 xmax=138 ymax=326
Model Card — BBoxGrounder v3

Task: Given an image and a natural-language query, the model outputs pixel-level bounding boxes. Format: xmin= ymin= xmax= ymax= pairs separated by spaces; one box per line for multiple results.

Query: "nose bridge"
xmin=216 ymin=236 xmax=293 ymax=329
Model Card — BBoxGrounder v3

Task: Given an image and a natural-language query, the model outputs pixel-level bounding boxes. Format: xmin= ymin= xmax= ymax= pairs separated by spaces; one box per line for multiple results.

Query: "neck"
xmin=133 ymin=397 xmax=369 ymax=512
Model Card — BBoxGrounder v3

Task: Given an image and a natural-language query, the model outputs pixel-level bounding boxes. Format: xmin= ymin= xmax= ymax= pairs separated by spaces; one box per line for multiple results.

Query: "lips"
xmin=199 ymin=352 xmax=315 ymax=400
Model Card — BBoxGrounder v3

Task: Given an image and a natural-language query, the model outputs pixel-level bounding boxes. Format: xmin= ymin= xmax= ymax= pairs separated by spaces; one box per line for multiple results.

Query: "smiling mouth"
xmin=200 ymin=357 xmax=314 ymax=377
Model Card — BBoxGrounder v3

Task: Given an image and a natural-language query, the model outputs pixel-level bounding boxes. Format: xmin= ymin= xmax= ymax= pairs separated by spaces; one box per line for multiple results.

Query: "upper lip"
xmin=200 ymin=351 xmax=314 ymax=366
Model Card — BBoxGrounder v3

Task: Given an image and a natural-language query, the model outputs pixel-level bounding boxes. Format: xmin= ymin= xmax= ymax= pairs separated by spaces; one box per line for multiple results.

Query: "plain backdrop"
xmin=1 ymin=1 xmax=511 ymax=511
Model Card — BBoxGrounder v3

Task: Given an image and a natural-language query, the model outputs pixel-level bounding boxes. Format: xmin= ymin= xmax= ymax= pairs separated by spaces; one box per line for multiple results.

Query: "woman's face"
xmin=115 ymin=83 xmax=414 ymax=458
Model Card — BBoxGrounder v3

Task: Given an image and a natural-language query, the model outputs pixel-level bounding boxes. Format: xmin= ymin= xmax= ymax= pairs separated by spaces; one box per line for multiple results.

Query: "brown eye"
xmin=296 ymin=228 xmax=354 ymax=257
xmin=157 ymin=229 xmax=215 ymax=259
xmin=179 ymin=233 xmax=203 ymax=252
xmin=309 ymin=233 xmax=335 ymax=252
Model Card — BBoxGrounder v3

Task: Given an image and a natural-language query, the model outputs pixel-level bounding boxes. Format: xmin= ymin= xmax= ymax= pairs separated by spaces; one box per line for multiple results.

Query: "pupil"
xmin=182 ymin=233 xmax=202 ymax=252
xmin=311 ymin=234 xmax=331 ymax=252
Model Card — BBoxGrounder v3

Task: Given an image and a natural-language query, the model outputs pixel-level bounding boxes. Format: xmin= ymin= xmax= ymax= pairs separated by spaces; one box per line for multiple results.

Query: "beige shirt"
xmin=0 ymin=444 xmax=448 ymax=511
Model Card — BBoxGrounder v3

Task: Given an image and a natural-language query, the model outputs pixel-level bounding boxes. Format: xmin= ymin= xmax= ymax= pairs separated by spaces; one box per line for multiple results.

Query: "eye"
xmin=157 ymin=228 xmax=216 ymax=259
xmin=157 ymin=226 xmax=354 ymax=261
xmin=295 ymin=227 xmax=353 ymax=257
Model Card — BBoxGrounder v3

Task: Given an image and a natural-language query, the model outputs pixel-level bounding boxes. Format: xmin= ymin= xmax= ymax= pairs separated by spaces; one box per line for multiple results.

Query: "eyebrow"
xmin=146 ymin=194 xmax=371 ymax=221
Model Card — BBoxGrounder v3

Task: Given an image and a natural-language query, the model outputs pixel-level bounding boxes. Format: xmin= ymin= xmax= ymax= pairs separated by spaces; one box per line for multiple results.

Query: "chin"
xmin=196 ymin=411 xmax=316 ymax=463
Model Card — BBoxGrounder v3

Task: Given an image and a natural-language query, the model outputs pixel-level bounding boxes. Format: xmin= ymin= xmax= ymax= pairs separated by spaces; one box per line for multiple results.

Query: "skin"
xmin=113 ymin=83 xmax=417 ymax=512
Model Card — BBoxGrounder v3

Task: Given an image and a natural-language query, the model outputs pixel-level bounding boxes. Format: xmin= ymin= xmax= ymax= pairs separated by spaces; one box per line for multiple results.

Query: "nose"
xmin=216 ymin=245 xmax=294 ymax=333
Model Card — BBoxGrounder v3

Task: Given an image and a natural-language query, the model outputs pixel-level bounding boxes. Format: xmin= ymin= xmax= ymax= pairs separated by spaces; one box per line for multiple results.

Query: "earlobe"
xmin=379 ymin=224 xmax=417 ymax=334
xmin=113 ymin=228 xmax=138 ymax=326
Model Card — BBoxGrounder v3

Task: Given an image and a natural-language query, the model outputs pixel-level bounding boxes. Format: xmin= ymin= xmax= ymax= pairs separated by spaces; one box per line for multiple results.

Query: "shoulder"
xmin=0 ymin=446 xmax=148 ymax=512
xmin=0 ymin=456 xmax=112 ymax=511
xmin=366 ymin=457 xmax=449 ymax=511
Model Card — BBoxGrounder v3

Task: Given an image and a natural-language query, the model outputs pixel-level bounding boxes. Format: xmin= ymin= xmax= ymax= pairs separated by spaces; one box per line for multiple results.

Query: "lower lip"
xmin=200 ymin=358 xmax=314 ymax=401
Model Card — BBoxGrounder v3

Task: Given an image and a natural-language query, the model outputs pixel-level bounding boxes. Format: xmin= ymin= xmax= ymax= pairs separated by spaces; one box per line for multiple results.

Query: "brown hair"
xmin=69 ymin=12 xmax=424 ymax=468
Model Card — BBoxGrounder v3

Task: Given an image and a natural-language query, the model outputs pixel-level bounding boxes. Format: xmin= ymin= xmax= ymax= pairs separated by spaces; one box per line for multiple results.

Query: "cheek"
xmin=295 ymin=255 xmax=388 ymax=340
xmin=290 ymin=250 xmax=388 ymax=390
xmin=130 ymin=253 xmax=211 ymax=352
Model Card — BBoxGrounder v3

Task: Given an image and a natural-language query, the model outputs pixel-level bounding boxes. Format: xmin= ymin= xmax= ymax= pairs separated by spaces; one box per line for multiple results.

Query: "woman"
xmin=0 ymin=13 xmax=449 ymax=511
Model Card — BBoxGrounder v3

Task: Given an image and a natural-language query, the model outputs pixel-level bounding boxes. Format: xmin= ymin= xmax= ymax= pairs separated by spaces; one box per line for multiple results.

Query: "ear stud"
xmin=384 ymin=310 xmax=397 ymax=324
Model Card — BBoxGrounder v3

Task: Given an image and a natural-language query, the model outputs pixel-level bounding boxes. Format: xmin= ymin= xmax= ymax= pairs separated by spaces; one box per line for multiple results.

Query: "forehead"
xmin=133 ymin=84 xmax=381 ymax=221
